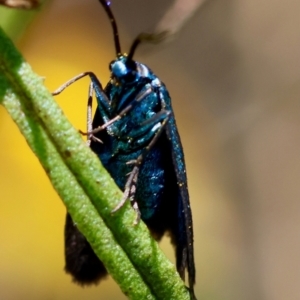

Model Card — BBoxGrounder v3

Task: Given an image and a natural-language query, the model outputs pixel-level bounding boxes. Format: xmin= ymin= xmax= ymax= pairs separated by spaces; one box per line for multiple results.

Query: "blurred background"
xmin=1 ymin=0 xmax=300 ymax=299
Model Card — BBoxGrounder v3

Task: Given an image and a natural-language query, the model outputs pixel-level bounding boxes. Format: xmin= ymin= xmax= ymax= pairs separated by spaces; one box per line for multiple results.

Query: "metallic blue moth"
xmin=54 ymin=0 xmax=196 ymax=298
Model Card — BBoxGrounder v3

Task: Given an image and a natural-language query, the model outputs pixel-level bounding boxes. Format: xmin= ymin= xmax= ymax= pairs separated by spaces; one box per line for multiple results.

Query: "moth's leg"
xmin=112 ymin=110 xmax=171 ymax=225
xmin=52 ymin=71 xmax=111 ymax=113
xmin=112 ymin=165 xmax=140 ymax=224
xmin=86 ymin=82 xmax=97 ymax=146
xmin=52 ymin=72 xmax=111 ymax=143
xmin=52 ymin=72 xmax=106 ymax=104
xmin=52 ymin=72 xmax=94 ymax=93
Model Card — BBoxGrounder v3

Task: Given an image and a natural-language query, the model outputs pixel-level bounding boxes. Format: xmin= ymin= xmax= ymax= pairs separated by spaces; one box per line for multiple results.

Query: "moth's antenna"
xmin=99 ymin=0 xmax=122 ymax=56
xmin=127 ymin=36 xmax=141 ymax=61
xmin=127 ymin=31 xmax=168 ymax=61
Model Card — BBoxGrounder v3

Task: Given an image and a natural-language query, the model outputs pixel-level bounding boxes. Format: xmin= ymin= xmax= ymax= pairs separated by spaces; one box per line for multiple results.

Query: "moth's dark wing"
xmin=64 ymin=213 xmax=108 ymax=284
xmin=162 ymin=90 xmax=196 ymax=295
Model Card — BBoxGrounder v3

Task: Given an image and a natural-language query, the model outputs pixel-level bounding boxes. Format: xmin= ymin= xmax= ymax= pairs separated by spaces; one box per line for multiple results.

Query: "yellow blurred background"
xmin=1 ymin=0 xmax=300 ymax=299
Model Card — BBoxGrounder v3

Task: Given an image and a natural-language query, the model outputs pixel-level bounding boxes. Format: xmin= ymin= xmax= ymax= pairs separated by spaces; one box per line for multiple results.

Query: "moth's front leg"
xmin=51 ymin=72 xmax=111 ymax=145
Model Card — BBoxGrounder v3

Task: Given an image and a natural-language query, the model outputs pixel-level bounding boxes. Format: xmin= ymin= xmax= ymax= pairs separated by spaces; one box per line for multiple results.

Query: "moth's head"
xmin=99 ymin=0 xmax=141 ymax=84
xmin=110 ymin=55 xmax=137 ymax=83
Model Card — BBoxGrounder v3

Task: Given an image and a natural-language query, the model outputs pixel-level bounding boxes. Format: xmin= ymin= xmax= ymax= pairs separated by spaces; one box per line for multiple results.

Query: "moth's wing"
xmin=163 ymin=89 xmax=196 ymax=293
xmin=64 ymin=213 xmax=108 ymax=284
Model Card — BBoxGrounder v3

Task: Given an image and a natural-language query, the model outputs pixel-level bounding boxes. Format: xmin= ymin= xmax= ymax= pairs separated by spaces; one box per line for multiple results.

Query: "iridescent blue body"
xmin=64 ymin=56 xmax=196 ymax=297
xmin=61 ymin=1 xmax=196 ymax=299
xmin=92 ymin=58 xmax=182 ymax=223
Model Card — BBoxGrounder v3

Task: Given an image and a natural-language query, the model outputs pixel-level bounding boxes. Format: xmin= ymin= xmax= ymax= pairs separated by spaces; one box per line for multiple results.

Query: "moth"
xmin=53 ymin=0 xmax=196 ymax=298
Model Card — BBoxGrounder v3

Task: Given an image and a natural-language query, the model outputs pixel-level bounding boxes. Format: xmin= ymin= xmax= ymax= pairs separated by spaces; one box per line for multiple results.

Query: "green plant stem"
xmin=0 ymin=27 xmax=191 ymax=300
